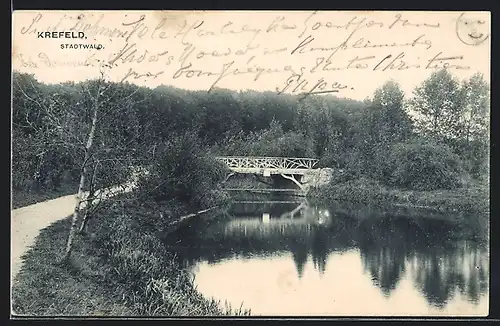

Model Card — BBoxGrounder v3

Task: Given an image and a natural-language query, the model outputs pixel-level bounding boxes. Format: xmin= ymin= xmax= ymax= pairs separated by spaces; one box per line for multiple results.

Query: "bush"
xmin=135 ymin=132 xmax=229 ymax=209
xmin=309 ymin=177 xmax=392 ymax=204
xmin=385 ymin=139 xmax=466 ymax=191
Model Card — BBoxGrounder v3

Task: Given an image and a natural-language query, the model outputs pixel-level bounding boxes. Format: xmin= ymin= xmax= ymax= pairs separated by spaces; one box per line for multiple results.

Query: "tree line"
xmin=13 ymin=68 xmax=489 ymax=189
xmin=11 ymin=67 xmax=489 ymax=260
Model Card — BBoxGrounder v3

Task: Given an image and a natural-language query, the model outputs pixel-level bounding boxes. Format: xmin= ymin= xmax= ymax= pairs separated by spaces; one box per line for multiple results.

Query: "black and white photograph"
xmin=11 ymin=10 xmax=490 ymax=317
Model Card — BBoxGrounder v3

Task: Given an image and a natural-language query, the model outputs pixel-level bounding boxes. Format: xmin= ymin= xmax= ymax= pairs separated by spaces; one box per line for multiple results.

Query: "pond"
xmin=165 ymin=197 xmax=489 ymax=316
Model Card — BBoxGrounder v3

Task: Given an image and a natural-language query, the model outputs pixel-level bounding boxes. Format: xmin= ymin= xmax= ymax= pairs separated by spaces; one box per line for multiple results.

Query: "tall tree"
xmin=409 ymin=68 xmax=462 ymax=140
xmin=358 ymin=81 xmax=413 ymax=178
xmin=371 ymin=80 xmax=413 ymax=144
xmin=409 ymin=69 xmax=490 ymax=179
xmin=454 ymin=73 xmax=490 ymax=178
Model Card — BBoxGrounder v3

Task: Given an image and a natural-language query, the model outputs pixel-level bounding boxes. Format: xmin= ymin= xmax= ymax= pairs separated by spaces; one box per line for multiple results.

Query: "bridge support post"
xmin=280 ymin=173 xmax=305 ymax=192
xmin=223 ymin=172 xmax=236 ymax=183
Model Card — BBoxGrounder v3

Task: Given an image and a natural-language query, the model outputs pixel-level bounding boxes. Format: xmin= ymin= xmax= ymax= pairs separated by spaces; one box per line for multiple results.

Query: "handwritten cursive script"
xmin=13 ymin=11 xmax=487 ymax=99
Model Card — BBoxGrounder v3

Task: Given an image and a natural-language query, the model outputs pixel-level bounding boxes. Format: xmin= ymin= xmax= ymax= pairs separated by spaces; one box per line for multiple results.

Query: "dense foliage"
xmin=386 ymin=139 xmax=466 ymax=191
xmin=12 ymin=68 xmax=489 ymax=201
xmin=135 ymin=132 xmax=230 ymax=210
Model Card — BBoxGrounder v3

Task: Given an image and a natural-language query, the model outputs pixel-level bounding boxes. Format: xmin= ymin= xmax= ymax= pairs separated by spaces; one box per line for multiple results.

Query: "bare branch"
xmin=82 ymin=82 xmax=97 ymax=103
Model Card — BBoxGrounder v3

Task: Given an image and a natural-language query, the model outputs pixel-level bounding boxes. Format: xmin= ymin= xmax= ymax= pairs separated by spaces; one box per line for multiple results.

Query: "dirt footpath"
xmin=11 ymin=194 xmax=78 ymax=285
xmin=10 ymin=181 xmax=139 ymax=286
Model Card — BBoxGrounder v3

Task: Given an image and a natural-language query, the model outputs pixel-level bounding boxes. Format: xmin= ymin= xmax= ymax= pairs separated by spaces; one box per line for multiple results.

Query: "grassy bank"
xmin=11 ymin=198 xmax=250 ymax=316
xmin=308 ymin=177 xmax=489 ymax=216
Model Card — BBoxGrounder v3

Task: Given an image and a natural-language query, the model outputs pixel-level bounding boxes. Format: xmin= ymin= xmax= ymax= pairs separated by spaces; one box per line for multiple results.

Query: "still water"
xmin=166 ymin=197 xmax=489 ymax=316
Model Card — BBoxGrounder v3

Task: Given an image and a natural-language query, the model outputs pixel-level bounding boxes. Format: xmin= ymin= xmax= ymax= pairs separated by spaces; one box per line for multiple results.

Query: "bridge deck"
xmin=222 ymin=188 xmax=303 ymax=192
xmin=215 ymin=156 xmax=319 ymax=175
xmin=226 ymin=167 xmax=312 ymax=175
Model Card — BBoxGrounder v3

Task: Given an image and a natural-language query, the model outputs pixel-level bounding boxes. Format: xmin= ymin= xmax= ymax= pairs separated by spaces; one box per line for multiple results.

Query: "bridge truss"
xmin=215 ymin=156 xmax=319 ymax=173
xmin=215 ymin=156 xmax=320 ymax=191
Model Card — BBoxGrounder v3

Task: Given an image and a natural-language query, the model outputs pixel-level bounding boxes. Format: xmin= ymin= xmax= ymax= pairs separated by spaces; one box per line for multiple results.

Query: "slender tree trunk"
xmin=62 ymin=158 xmax=89 ymax=262
xmin=79 ymin=160 xmax=99 ymax=233
xmin=62 ymin=86 xmax=101 ymax=263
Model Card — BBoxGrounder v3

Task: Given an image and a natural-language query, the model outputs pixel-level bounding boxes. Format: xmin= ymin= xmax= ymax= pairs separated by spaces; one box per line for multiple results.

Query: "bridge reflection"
xmin=225 ymin=200 xmax=332 ymax=233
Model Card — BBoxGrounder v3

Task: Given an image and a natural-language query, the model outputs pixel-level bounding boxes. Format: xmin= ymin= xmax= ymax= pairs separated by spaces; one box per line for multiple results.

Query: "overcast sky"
xmin=12 ymin=10 xmax=490 ymax=101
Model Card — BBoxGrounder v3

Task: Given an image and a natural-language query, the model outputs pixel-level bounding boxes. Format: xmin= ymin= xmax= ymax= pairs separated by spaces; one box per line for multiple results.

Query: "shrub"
xmin=385 ymin=139 xmax=466 ymax=191
xmin=309 ymin=177 xmax=391 ymax=204
xmin=135 ymin=132 xmax=229 ymax=209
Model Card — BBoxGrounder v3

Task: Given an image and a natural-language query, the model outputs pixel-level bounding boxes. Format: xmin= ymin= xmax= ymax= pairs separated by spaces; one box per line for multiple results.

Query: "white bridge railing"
xmin=215 ymin=156 xmax=319 ymax=170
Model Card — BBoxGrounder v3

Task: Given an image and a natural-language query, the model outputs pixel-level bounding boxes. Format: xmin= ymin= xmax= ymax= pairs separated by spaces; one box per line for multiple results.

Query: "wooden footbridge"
xmin=215 ymin=156 xmax=319 ymax=191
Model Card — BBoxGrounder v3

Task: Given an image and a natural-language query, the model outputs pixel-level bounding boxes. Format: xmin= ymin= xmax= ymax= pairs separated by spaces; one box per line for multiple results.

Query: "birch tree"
xmin=13 ymin=65 xmax=153 ymax=263
xmin=62 ymin=70 xmax=106 ymax=262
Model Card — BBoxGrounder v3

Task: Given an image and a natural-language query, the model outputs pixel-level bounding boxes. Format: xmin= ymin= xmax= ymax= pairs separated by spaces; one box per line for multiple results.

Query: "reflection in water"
xmin=290 ymin=238 xmax=308 ymax=278
xmin=165 ymin=199 xmax=489 ymax=316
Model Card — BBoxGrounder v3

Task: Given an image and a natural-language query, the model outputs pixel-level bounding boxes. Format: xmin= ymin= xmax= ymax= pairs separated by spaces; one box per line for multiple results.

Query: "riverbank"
xmin=308 ymin=177 xmax=489 ymax=217
xmin=11 ymin=197 xmax=250 ymax=316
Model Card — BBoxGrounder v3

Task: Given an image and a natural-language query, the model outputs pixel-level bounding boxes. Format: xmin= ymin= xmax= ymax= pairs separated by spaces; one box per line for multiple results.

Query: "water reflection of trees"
xmin=166 ymin=202 xmax=488 ymax=309
xmin=407 ymin=237 xmax=489 ymax=308
xmin=357 ymin=217 xmax=488 ymax=308
xmin=289 ymin=238 xmax=308 ymax=278
xmin=311 ymin=229 xmax=329 ymax=275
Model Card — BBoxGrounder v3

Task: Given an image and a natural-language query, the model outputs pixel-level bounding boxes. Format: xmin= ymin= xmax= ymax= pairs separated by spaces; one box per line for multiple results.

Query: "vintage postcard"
xmin=11 ymin=10 xmax=490 ymax=317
